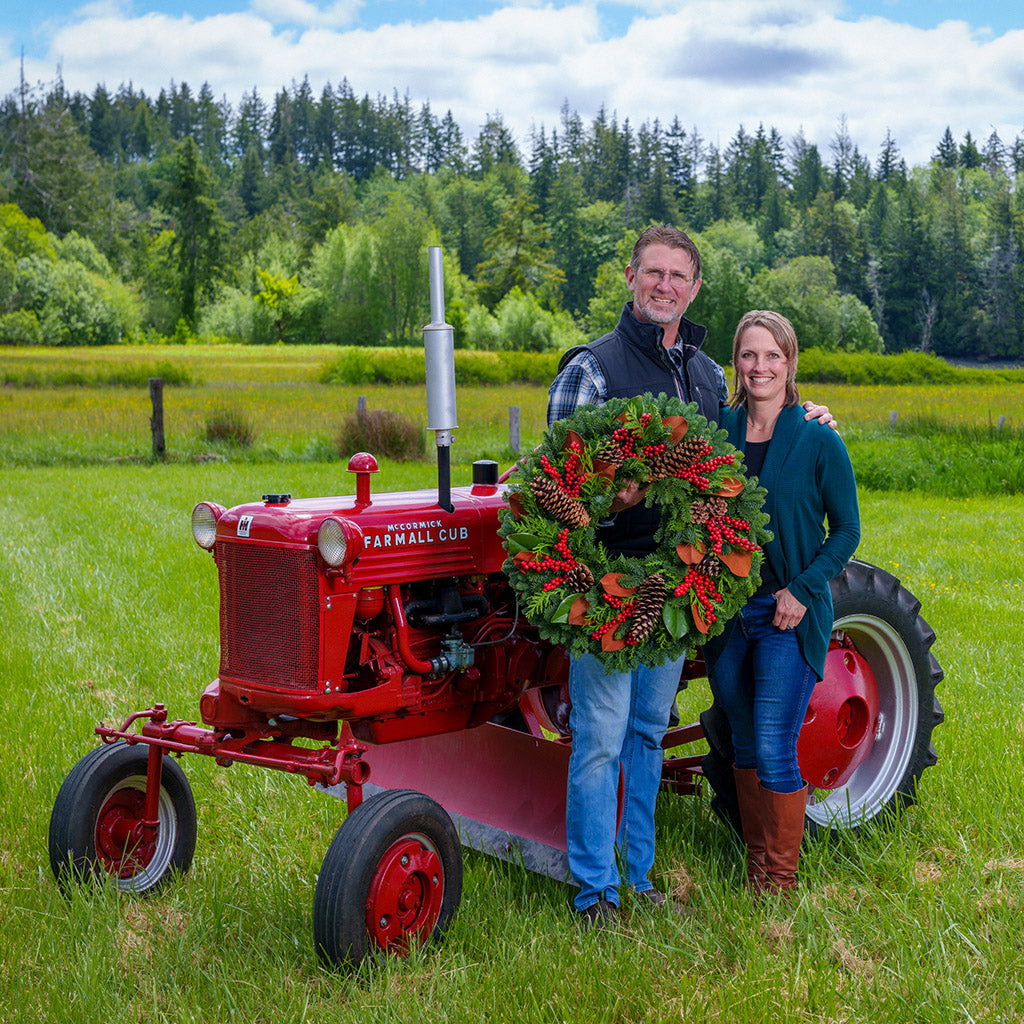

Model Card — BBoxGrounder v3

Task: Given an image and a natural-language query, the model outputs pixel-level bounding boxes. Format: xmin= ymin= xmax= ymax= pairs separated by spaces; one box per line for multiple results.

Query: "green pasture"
xmin=2 ymin=349 xmax=1023 ymax=1020
xmin=3 ymin=347 xmax=1024 ymax=497
xmin=1 ymin=453 xmax=1022 ymax=1022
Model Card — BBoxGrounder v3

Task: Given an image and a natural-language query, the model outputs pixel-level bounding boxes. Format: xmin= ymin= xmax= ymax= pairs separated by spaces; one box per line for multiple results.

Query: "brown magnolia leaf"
xmin=661 ymin=416 xmax=689 ymax=443
xmin=508 ymin=492 xmax=526 ymax=519
xmin=676 ymin=541 xmax=705 ymax=564
xmin=690 ymin=598 xmax=709 ymax=635
xmin=592 ymin=459 xmax=619 ymax=481
xmin=512 ymin=550 xmax=536 ymax=569
xmin=568 ymin=596 xmax=591 ymax=625
xmin=600 ymin=572 xmax=637 ymax=596
xmin=715 ymin=477 xmax=744 ymax=497
xmin=718 ymin=549 xmax=753 ymax=576
xmin=564 ymin=429 xmax=584 ymax=452
xmin=601 ymin=631 xmax=627 ymax=652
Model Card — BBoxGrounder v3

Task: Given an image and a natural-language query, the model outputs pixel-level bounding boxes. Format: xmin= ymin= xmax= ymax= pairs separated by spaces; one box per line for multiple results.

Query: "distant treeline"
xmin=3 ymin=73 xmax=1024 ymax=363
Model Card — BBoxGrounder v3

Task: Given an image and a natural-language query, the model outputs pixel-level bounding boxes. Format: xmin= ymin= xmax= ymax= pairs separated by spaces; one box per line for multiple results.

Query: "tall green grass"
xmin=1 ymin=462 xmax=1022 ymax=1023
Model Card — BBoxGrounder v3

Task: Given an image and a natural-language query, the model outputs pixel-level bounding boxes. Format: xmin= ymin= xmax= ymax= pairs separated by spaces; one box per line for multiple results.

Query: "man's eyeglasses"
xmin=638 ymin=267 xmax=694 ymax=286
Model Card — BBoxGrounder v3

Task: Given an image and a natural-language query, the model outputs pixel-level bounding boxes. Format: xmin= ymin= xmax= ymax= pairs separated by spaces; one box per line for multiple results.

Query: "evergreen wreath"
xmin=498 ymin=393 xmax=772 ymax=672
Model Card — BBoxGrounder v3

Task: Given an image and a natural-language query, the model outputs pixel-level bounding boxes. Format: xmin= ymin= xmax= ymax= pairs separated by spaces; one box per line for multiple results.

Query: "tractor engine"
xmin=190 ymin=455 xmax=566 ymax=746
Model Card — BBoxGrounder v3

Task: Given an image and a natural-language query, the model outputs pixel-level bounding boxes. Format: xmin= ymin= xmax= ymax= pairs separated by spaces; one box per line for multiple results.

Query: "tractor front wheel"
xmin=49 ymin=742 xmax=197 ymax=895
xmin=313 ymin=789 xmax=462 ymax=969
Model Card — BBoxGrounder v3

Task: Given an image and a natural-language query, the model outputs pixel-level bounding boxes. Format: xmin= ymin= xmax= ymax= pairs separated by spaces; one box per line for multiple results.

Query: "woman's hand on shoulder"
xmin=773 ymin=587 xmax=807 ymax=630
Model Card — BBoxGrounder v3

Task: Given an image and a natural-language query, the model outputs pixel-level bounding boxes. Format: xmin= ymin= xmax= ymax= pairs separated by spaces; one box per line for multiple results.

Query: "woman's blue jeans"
xmin=708 ymin=591 xmax=816 ymax=793
xmin=566 ymin=651 xmax=683 ymax=911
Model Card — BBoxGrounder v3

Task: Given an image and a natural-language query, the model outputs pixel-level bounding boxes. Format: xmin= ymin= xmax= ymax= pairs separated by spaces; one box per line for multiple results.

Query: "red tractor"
xmin=49 ymin=251 xmax=943 ymax=967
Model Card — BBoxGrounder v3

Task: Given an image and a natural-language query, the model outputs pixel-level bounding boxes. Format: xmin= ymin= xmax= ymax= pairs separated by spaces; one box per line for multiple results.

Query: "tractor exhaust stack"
xmin=423 ymin=246 xmax=458 ymax=513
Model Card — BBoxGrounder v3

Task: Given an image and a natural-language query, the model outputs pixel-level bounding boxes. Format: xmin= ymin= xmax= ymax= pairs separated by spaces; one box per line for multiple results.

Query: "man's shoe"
xmin=578 ymin=899 xmax=617 ymax=932
xmin=636 ymin=888 xmax=688 ymax=916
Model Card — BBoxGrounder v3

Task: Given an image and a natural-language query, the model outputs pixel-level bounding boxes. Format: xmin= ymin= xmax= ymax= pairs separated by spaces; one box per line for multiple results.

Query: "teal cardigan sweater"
xmin=703 ymin=403 xmax=861 ymax=680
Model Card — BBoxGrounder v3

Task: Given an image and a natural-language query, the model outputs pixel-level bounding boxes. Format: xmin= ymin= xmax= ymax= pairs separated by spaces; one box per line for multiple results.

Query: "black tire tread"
xmin=313 ymin=788 xmax=462 ymax=969
xmin=49 ymin=742 xmax=196 ymax=894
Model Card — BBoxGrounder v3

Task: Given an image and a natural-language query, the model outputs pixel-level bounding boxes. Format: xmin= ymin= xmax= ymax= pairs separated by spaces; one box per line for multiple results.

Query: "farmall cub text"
xmin=49 ymin=249 xmax=944 ymax=967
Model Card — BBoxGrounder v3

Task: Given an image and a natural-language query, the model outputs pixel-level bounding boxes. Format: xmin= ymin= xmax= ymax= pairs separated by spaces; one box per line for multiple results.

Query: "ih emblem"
xmin=237 ymin=515 xmax=254 ymax=538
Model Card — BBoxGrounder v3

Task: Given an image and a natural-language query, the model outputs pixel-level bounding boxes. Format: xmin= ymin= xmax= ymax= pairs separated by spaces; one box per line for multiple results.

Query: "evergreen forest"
xmin=3 ymin=74 xmax=1024 ymax=365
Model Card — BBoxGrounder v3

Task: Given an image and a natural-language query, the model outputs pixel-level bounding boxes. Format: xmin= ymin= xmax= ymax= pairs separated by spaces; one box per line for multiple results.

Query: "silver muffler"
xmin=423 ymin=246 xmax=458 ymax=512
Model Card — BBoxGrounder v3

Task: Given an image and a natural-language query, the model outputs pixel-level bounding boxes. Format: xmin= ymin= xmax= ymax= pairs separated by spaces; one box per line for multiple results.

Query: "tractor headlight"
xmin=318 ymin=516 xmax=363 ymax=568
xmin=191 ymin=502 xmax=225 ymax=550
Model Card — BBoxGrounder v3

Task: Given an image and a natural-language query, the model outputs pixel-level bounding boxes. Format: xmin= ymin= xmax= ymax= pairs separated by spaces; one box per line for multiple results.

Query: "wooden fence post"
xmin=509 ymin=405 xmax=521 ymax=456
xmin=357 ymin=395 xmax=367 ymax=420
xmin=149 ymin=377 xmax=165 ymax=460
xmin=889 ymin=410 xmax=898 ymax=428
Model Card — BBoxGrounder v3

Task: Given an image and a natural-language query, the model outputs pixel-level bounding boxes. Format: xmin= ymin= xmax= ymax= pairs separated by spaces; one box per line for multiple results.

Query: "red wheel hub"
xmin=364 ymin=835 xmax=444 ymax=955
xmin=95 ymin=789 xmax=156 ymax=878
xmin=797 ymin=639 xmax=881 ymax=789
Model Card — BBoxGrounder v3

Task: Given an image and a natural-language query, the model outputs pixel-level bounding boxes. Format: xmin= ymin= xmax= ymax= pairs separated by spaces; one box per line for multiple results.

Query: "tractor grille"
xmin=217 ymin=542 xmax=321 ymax=691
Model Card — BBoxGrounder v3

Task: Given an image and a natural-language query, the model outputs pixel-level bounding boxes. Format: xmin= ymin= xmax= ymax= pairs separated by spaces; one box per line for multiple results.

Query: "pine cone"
xmin=530 ymin=476 xmax=591 ymax=528
xmin=626 ymin=572 xmax=668 ymax=646
xmin=696 ymin=552 xmax=723 ymax=580
xmin=647 ymin=436 xmax=708 ymax=480
xmin=563 ymin=562 xmax=595 ymax=593
xmin=593 ymin=440 xmax=627 ymax=466
xmin=690 ymin=497 xmax=728 ymax=524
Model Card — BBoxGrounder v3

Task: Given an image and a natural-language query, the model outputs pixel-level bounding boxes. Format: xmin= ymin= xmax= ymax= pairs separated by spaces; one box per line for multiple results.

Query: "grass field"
xmin=3 ymin=346 xmax=1024 ymax=484
xmin=1 ymin=448 xmax=1022 ymax=1022
xmin=3 ymin=348 xmax=1023 ymax=1020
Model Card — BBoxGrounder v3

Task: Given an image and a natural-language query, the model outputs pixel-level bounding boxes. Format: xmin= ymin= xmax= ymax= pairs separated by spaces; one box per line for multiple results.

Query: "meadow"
xmin=1 ymin=347 xmax=1023 ymax=1022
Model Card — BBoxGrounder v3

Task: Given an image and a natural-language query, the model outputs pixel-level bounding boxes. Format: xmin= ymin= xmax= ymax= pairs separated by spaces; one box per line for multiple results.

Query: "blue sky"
xmin=4 ymin=1 xmax=1023 ymax=165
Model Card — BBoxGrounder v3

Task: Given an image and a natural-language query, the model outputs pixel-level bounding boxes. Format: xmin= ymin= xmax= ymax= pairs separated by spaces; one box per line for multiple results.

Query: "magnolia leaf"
xmin=719 ymin=548 xmax=753 ymax=576
xmin=601 ymin=631 xmax=627 ymax=652
xmin=715 ymin=477 xmax=745 ymax=497
xmin=661 ymin=416 xmax=689 ymax=443
xmin=568 ymin=596 xmax=591 ymax=625
xmin=508 ymin=492 xmax=526 ymax=519
xmin=662 ymin=601 xmax=689 ymax=640
xmin=564 ymin=429 xmax=584 ymax=452
xmin=512 ymin=550 xmax=537 ymax=569
xmin=601 ymin=572 xmax=638 ymax=596
xmin=507 ymin=532 xmax=544 ymax=554
xmin=552 ymin=593 xmax=583 ymax=624
xmin=676 ymin=541 xmax=705 ymax=564
xmin=690 ymin=597 xmax=710 ymax=635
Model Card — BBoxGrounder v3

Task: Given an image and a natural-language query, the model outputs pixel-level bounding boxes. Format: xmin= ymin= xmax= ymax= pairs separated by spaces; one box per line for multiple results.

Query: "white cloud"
xmin=250 ymin=0 xmax=363 ymax=30
xmin=4 ymin=0 xmax=1023 ymax=165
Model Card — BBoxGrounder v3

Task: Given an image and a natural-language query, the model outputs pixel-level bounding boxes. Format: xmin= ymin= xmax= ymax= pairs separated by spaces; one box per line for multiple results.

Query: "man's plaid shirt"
xmin=547 ymin=345 xmax=727 ymax=428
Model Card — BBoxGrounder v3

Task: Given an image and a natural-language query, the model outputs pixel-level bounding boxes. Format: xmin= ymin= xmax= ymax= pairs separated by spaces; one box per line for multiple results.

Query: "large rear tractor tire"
xmin=700 ymin=560 xmax=943 ymax=837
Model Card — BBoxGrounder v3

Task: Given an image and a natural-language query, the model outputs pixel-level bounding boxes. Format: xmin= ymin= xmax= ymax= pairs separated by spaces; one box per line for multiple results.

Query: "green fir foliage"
xmin=498 ymin=394 xmax=771 ymax=671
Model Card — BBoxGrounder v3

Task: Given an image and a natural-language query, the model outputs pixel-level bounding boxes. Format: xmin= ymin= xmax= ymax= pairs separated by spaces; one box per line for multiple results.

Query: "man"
xmin=547 ymin=224 xmax=832 ymax=930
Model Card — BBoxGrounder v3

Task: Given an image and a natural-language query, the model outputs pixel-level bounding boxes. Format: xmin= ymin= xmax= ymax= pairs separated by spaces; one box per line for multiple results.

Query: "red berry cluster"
xmin=523 ymin=528 xmax=579 ymax=590
xmin=674 ymin=569 xmax=723 ymax=622
xmin=674 ymin=448 xmax=736 ymax=489
xmin=610 ymin=426 xmax=640 ymax=457
xmin=591 ymin=591 xmax=636 ymax=640
xmin=706 ymin=515 xmax=759 ymax=554
xmin=540 ymin=440 xmax=591 ymax=498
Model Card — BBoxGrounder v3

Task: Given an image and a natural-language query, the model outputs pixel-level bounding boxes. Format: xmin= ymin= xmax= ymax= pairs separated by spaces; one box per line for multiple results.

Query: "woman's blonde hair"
xmin=729 ymin=309 xmax=801 ymax=409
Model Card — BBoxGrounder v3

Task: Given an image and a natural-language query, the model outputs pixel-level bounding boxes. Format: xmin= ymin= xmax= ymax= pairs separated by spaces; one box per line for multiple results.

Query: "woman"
xmin=704 ymin=310 xmax=860 ymax=898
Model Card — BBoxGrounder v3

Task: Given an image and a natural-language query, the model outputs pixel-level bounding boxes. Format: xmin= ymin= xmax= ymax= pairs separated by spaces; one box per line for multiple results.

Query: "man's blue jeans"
xmin=708 ymin=591 xmax=816 ymax=793
xmin=566 ymin=651 xmax=683 ymax=911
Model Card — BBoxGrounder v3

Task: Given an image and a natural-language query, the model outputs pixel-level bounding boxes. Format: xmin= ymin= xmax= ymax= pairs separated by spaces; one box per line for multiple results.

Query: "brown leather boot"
xmin=733 ymin=766 xmax=767 ymax=893
xmin=760 ymin=784 xmax=808 ymax=898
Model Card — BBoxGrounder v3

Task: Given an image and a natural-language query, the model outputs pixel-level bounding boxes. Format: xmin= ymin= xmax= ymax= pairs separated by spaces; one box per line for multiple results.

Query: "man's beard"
xmin=635 ymin=298 xmax=682 ymax=325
